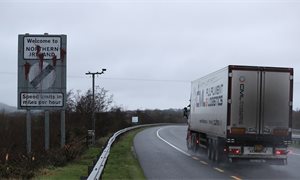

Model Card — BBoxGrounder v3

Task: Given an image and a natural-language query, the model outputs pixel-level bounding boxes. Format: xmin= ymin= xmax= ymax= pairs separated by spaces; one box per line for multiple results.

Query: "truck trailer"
xmin=186 ymin=65 xmax=293 ymax=165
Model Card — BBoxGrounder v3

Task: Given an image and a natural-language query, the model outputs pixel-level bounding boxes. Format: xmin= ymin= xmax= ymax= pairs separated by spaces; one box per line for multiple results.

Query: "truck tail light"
xmin=230 ymin=128 xmax=246 ymax=135
xmin=272 ymin=128 xmax=288 ymax=136
xmin=275 ymin=148 xmax=287 ymax=155
xmin=229 ymin=146 xmax=241 ymax=155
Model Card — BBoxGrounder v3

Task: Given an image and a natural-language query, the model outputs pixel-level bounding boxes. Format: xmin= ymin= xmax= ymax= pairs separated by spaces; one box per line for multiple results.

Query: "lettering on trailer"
xmin=209 ymin=119 xmax=220 ymax=126
xmin=206 ymin=84 xmax=224 ymax=107
xmin=195 ymin=84 xmax=224 ymax=108
xmin=199 ymin=119 xmax=220 ymax=126
xmin=239 ymin=76 xmax=245 ymax=125
xmin=195 ymin=86 xmax=205 ymax=107
xmin=199 ymin=119 xmax=208 ymax=124
xmin=24 ymin=36 xmax=61 ymax=59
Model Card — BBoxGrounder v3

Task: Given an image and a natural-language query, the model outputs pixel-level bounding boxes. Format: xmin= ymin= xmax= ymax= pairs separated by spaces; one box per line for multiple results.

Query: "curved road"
xmin=134 ymin=125 xmax=300 ymax=180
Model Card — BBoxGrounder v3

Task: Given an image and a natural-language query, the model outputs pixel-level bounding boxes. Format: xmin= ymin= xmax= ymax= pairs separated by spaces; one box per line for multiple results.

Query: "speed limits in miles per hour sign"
xmin=17 ymin=34 xmax=67 ymax=110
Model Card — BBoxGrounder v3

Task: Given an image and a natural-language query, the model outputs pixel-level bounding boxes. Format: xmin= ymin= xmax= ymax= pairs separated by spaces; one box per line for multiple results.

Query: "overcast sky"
xmin=1 ymin=0 xmax=300 ymax=110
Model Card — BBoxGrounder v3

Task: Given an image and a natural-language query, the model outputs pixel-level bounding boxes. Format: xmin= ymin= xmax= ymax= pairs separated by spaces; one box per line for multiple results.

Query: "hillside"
xmin=0 ymin=102 xmax=17 ymax=113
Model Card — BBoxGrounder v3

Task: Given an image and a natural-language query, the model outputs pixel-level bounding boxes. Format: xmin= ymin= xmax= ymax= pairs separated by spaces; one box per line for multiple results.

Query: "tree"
xmin=75 ymin=86 xmax=113 ymax=114
xmin=66 ymin=90 xmax=76 ymax=112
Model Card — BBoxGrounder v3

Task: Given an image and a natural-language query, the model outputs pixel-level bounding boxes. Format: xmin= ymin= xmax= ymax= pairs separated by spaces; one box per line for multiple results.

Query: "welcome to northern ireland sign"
xmin=18 ymin=34 xmax=67 ymax=110
xmin=23 ymin=36 xmax=62 ymax=60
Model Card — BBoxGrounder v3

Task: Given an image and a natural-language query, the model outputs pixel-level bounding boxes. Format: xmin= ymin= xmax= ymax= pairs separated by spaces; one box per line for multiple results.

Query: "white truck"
xmin=186 ymin=65 xmax=293 ymax=165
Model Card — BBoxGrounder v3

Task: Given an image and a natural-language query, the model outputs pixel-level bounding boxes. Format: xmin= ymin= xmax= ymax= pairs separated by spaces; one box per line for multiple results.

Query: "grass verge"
xmin=101 ymin=128 xmax=145 ymax=180
xmin=36 ymin=147 xmax=100 ymax=180
xmin=36 ymin=128 xmax=145 ymax=180
xmin=36 ymin=136 xmax=110 ymax=180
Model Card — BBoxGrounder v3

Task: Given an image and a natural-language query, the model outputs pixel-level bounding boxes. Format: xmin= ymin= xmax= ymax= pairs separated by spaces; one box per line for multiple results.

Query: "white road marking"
xmin=214 ymin=167 xmax=224 ymax=173
xmin=192 ymin=156 xmax=199 ymax=160
xmin=156 ymin=127 xmax=191 ymax=157
xmin=231 ymin=175 xmax=242 ymax=180
xmin=200 ymin=160 xmax=208 ymax=165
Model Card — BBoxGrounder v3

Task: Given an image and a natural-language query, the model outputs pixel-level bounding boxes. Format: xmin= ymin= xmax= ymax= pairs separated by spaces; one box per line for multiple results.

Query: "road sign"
xmin=132 ymin=116 xmax=139 ymax=123
xmin=20 ymin=92 xmax=64 ymax=107
xmin=28 ymin=62 xmax=56 ymax=90
xmin=18 ymin=34 xmax=67 ymax=110
xmin=23 ymin=36 xmax=61 ymax=60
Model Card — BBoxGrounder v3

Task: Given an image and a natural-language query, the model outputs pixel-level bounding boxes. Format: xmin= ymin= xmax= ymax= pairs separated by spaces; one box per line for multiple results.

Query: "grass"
xmin=36 ymin=147 xmax=100 ymax=180
xmin=36 ymin=136 xmax=110 ymax=180
xmin=101 ymin=128 xmax=146 ymax=180
xmin=36 ymin=129 xmax=146 ymax=180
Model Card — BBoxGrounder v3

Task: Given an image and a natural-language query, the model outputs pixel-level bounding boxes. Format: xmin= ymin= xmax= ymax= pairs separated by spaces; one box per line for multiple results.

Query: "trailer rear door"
xmin=261 ymin=71 xmax=291 ymax=135
xmin=230 ymin=67 xmax=292 ymax=135
xmin=230 ymin=70 xmax=260 ymax=134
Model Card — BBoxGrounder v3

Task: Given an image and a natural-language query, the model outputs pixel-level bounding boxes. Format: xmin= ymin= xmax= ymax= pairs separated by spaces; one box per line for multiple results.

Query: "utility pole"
xmin=85 ymin=69 xmax=106 ymax=145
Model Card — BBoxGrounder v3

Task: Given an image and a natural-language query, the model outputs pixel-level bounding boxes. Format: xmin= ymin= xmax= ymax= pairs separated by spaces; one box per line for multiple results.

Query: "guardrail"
xmin=87 ymin=123 xmax=172 ymax=180
xmin=292 ymin=135 xmax=300 ymax=145
xmin=292 ymin=129 xmax=300 ymax=144
xmin=293 ymin=129 xmax=300 ymax=135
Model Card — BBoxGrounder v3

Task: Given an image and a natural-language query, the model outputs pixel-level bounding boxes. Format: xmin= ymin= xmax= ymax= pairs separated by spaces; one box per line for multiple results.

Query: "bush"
xmin=0 ymin=136 xmax=87 ymax=178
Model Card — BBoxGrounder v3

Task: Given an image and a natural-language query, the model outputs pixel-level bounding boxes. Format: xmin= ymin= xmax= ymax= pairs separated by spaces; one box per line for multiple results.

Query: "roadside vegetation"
xmin=37 ymin=147 xmax=101 ymax=179
xmin=102 ymin=128 xmax=145 ymax=180
xmin=36 ymin=135 xmax=110 ymax=179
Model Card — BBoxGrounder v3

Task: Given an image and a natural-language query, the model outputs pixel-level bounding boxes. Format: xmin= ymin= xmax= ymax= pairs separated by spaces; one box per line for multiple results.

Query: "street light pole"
xmin=85 ymin=68 xmax=106 ymax=145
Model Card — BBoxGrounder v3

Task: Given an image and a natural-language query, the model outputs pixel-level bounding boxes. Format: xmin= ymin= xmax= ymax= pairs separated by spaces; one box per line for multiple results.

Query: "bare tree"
xmin=66 ymin=90 xmax=76 ymax=112
xmin=75 ymin=86 xmax=113 ymax=114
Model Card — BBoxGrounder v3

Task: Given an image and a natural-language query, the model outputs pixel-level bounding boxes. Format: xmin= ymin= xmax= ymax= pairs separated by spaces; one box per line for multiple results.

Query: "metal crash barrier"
xmin=87 ymin=124 xmax=169 ymax=180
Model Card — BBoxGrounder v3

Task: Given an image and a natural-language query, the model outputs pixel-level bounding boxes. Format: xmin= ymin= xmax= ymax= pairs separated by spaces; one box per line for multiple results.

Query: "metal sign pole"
xmin=61 ymin=110 xmax=65 ymax=147
xmin=26 ymin=110 xmax=31 ymax=154
xmin=45 ymin=110 xmax=50 ymax=150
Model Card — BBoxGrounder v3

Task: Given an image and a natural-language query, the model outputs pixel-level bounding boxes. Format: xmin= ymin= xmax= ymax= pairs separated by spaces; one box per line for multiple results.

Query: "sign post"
xmin=18 ymin=33 xmax=67 ymax=153
xmin=26 ymin=110 xmax=31 ymax=153
xmin=45 ymin=111 xmax=50 ymax=150
xmin=61 ymin=110 xmax=65 ymax=147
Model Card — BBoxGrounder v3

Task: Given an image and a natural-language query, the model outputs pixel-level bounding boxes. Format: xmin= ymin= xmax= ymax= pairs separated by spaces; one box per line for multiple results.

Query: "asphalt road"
xmin=134 ymin=125 xmax=300 ymax=180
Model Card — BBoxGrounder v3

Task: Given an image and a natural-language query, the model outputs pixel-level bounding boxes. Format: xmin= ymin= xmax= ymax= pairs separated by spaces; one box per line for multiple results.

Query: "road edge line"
xmin=156 ymin=127 xmax=191 ymax=157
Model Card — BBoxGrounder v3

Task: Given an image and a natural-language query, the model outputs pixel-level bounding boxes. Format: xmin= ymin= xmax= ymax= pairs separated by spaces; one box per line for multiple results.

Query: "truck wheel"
xmin=207 ymin=139 xmax=212 ymax=160
xmin=211 ymin=139 xmax=216 ymax=161
xmin=186 ymin=133 xmax=192 ymax=150
xmin=213 ymin=140 xmax=220 ymax=162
